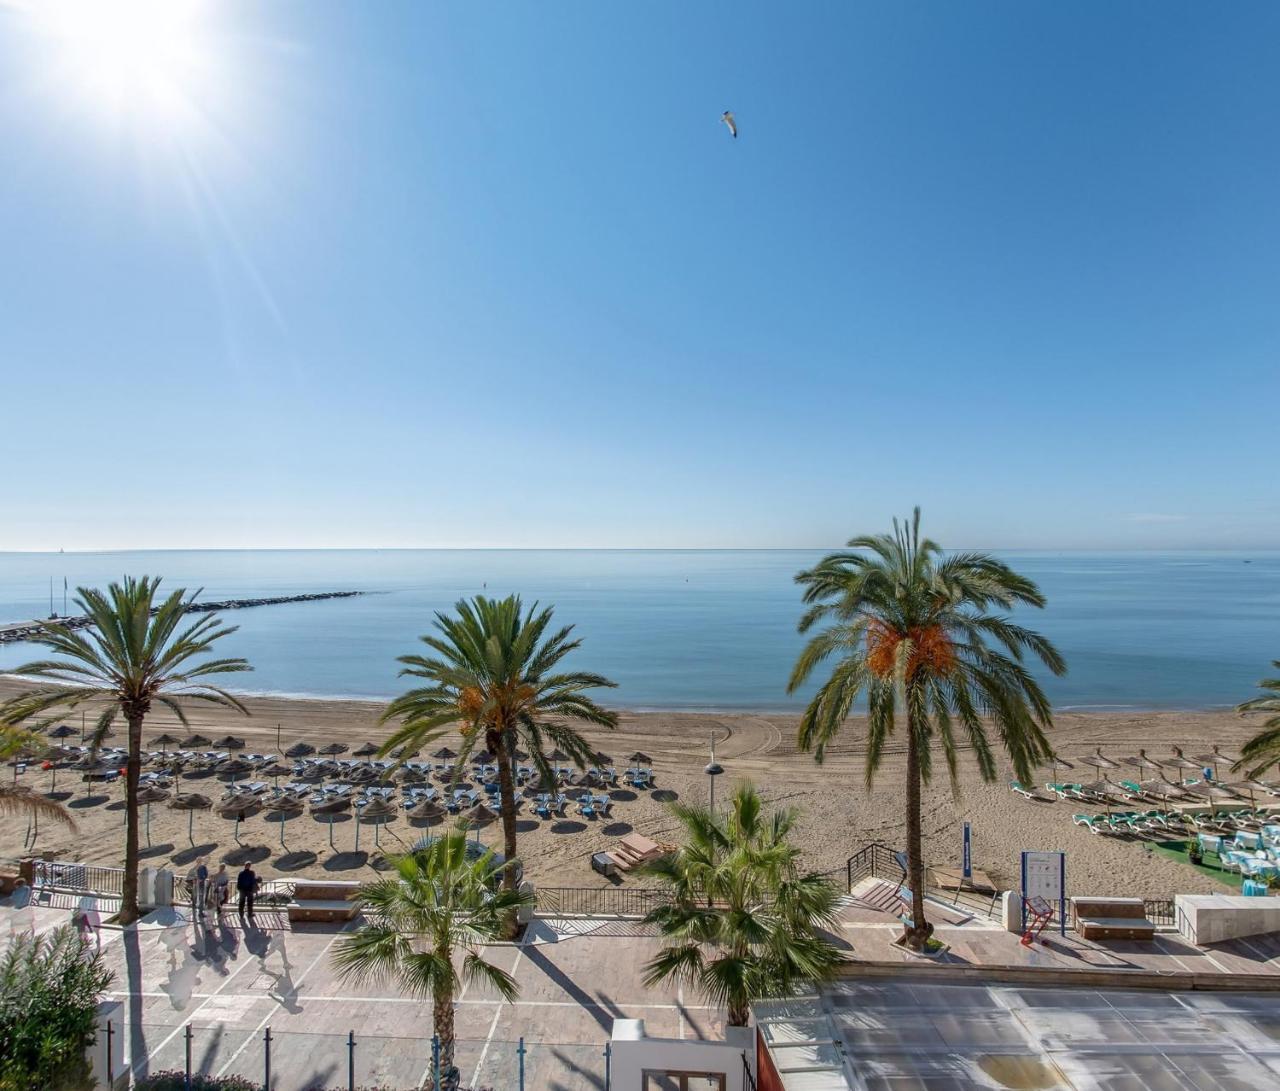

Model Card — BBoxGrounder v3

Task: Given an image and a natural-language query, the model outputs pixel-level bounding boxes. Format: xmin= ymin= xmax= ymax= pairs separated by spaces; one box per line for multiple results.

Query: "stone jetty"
xmin=0 ymin=591 xmax=368 ymax=646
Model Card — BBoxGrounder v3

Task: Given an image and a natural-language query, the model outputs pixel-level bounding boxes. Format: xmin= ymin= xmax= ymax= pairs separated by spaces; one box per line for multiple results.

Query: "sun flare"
xmin=21 ymin=0 xmax=212 ymax=125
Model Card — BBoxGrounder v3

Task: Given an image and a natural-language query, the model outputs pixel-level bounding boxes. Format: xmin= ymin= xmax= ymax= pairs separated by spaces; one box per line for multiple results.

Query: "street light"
xmin=704 ymin=733 xmax=724 ymax=814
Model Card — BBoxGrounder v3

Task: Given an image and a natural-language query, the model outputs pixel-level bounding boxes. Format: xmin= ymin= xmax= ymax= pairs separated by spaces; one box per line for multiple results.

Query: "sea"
xmin=0 ymin=550 xmax=1276 ymax=712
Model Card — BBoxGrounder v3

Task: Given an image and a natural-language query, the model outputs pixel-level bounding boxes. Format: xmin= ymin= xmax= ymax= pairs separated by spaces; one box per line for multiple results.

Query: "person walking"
xmin=195 ymin=857 xmax=210 ymax=920
xmin=212 ymin=864 xmax=230 ymax=919
xmin=236 ymin=863 xmax=259 ymax=920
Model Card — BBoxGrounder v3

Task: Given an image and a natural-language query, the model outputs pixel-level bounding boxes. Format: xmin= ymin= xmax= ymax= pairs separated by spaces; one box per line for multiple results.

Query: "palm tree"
xmin=379 ymin=595 xmax=617 ymax=935
xmin=642 ymin=781 xmax=843 ymax=1027
xmin=787 ymin=509 xmax=1065 ymax=950
xmin=0 ymin=577 xmax=250 ymax=924
xmin=1235 ymin=662 xmax=1280 ymax=779
xmin=332 ymin=831 xmax=531 ymax=1088
xmin=0 ymin=725 xmax=75 ymax=831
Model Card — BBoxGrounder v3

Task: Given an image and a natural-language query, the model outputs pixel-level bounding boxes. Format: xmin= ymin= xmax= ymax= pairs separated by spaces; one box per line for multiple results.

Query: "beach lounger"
xmin=1010 ymin=781 xmax=1038 ymax=801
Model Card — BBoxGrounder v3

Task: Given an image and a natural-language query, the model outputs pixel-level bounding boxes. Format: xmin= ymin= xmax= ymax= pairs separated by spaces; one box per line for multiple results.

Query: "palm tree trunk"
xmin=119 ymin=710 xmax=143 ymax=925
xmin=494 ymin=741 xmax=520 ymax=940
xmin=903 ymin=706 xmax=929 ymax=951
xmin=433 ymin=957 xmax=456 ymax=1089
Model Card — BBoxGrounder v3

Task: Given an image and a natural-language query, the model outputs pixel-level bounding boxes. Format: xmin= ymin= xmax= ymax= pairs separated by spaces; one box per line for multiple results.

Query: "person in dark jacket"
xmin=236 ymin=864 xmax=259 ymax=919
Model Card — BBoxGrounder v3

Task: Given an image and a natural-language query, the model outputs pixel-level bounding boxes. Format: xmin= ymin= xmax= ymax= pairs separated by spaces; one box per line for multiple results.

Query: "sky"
xmin=1 ymin=1 xmax=1278 ymax=551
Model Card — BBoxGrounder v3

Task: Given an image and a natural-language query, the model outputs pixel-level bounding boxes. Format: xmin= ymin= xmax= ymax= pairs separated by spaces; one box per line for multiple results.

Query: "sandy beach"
xmin=1 ymin=679 xmax=1265 ymax=901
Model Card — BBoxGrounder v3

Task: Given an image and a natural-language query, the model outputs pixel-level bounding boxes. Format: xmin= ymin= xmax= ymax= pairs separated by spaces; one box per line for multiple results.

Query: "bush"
xmin=136 ymin=1074 xmax=262 ymax=1091
xmin=0 ymin=925 xmax=114 ymax=1091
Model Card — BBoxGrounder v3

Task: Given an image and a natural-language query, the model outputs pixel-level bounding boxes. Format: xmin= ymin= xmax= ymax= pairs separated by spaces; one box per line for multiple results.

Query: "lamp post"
xmin=704 ymin=733 xmax=724 ymax=815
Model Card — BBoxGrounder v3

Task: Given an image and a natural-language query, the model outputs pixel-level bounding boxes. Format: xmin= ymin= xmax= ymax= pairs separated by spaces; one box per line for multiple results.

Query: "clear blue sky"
xmin=2 ymin=1 xmax=1277 ymax=550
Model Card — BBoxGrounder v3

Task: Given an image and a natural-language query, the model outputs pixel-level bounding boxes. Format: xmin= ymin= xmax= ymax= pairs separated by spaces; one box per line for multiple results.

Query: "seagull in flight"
xmin=721 ymin=110 xmax=737 ymax=139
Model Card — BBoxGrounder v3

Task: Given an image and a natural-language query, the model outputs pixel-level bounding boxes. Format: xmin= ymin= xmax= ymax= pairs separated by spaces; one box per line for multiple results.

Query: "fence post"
xmin=184 ymin=1024 xmax=193 ymax=1091
xmin=432 ymin=1034 xmax=441 ymax=1091
xmin=604 ymin=1040 xmax=611 ymax=1091
xmin=348 ymin=1029 xmax=355 ymax=1091
xmin=105 ymin=1020 xmax=114 ymax=1087
xmin=517 ymin=1036 xmax=526 ymax=1091
xmin=263 ymin=1025 xmax=272 ymax=1090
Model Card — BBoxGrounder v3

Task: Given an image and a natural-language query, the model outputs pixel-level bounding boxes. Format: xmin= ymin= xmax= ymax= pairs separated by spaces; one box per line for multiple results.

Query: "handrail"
xmin=534 ymin=886 xmax=672 ymax=917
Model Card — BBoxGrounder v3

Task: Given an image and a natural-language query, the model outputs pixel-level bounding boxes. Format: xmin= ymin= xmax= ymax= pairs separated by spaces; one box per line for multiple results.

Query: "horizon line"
xmin=0 ymin=545 xmax=1276 ymax=555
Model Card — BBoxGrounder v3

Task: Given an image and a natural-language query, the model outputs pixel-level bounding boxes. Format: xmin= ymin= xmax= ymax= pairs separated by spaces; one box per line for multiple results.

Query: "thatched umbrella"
xmin=285 ymin=742 xmax=315 ymax=759
xmin=1077 ymin=749 xmax=1118 ymax=782
xmin=47 ymin=724 xmax=76 ymax=740
xmin=591 ymin=750 xmax=613 ymax=767
xmin=472 ymin=750 xmax=496 ymax=765
xmin=1165 ymin=747 xmax=1204 ymax=774
xmin=407 ymin=799 xmax=446 ymax=825
xmin=266 ymin=795 xmax=305 ymax=849
xmin=357 ymin=797 xmax=398 ymax=849
xmin=512 ymin=748 xmax=530 ymax=762
xmin=1138 ymin=779 xmax=1189 ymax=802
xmin=1194 ymin=746 xmax=1239 ymax=781
xmin=218 ymin=757 xmax=252 ymax=783
xmin=628 ymin=751 xmax=652 ymax=767
xmin=170 ymin=792 xmax=212 ymax=846
xmin=1122 ymin=750 xmax=1166 ymax=778
xmin=310 ymin=794 xmax=352 ymax=849
xmin=151 ymin=732 xmax=180 ymax=752
xmin=353 ymin=742 xmax=379 ymax=757
xmin=182 ymin=734 xmax=211 ymax=748
xmin=261 ymin=760 xmax=293 ymax=787
xmin=137 ymin=785 xmax=171 ymax=846
xmin=319 ymin=742 xmax=349 ymax=756
xmin=431 ymin=746 xmax=458 ymax=761
xmin=215 ymin=735 xmax=246 ymax=751
xmin=390 ymin=744 xmax=419 ymax=759
xmin=458 ymin=802 xmax=498 ymax=844
xmin=547 ymin=749 xmax=570 ymax=763
xmin=216 ymin=798 xmax=260 ymax=845
xmin=1182 ymin=781 xmax=1242 ymax=820
xmin=398 ymin=765 xmax=429 ymax=785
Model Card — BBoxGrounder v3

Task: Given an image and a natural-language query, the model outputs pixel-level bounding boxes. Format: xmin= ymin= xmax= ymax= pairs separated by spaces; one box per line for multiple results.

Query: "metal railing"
xmin=845 ymin=842 xmax=901 ymax=892
xmin=175 ymin=875 xmax=296 ymax=908
xmin=1144 ymin=898 xmax=1176 ymax=926
xmin=534 ymin=886 xmax=672 ymax=917
xmin=34 ymin=860 xmax=124 ymax=897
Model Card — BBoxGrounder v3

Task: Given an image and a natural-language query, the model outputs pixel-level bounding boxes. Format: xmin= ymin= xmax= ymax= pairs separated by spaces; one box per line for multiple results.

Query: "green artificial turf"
xmin=1149 ymin=839 xmax=1246 ymax=891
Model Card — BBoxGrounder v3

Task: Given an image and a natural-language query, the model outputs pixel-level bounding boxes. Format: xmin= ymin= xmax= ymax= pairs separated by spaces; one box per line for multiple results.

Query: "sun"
xmin=21 ymin=0 xmax=212 ymax=126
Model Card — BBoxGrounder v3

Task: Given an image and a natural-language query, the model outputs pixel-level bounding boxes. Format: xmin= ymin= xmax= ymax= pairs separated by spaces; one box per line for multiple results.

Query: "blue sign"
xmin=962 ymin=822 xmax=972 ymax=880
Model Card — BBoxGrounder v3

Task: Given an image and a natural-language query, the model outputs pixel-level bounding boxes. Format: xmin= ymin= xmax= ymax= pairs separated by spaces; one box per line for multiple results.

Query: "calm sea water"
xmin=0 ymin=550 xmax=1276 ymax=711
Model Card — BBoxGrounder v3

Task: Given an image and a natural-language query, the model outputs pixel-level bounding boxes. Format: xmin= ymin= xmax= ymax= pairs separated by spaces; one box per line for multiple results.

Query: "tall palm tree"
xmin=332 ymin=832 xmax=531 ymax=1088
xmin=379 ymin=595 xmax=617 ymax=935
xmin=0 ymin=725 xmax=75 ymax=830
xmin=642 ymin=781 xmax=843 ymax=1027
xmin=0 ymin=577 xmax=250 ymax=924
xmin=1235 ymin=662 xmax=1280 ymax=779
xmin=787 ymin=509 xmax=1065 ymax=950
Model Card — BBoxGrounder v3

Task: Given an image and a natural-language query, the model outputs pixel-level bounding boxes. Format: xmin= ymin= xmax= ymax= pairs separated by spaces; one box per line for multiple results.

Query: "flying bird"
xmin=721 ymin=110 xmax=737 ymax=139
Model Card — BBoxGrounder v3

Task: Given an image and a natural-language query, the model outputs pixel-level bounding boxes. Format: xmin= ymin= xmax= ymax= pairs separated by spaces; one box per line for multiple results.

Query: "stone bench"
xmin=1071 ymin=896 xmax=1155 ymax=941
xmin=287 ymin=879 xmax=360 ymax=924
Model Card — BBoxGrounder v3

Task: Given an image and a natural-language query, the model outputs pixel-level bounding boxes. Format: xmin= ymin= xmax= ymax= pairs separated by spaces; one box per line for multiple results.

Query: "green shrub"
xmin=0 ymin=925 xmax=114 ymax=1091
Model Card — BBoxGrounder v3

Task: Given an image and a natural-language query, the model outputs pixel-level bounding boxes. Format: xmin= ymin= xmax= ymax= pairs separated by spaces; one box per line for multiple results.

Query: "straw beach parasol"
xmin=215 ymin=735 xmax=245 ymax=750
xmin=266 ymin=795 xmax=305 ymax=848
xmin=181 ymin=734 xmax=211 ymax=748
xmin=310 ymin=793 xmax=352 ymax=849
xmin=47 ymin=724 xmax=76 ymax=740
xmin=1077 ymin=749 xmax=1118 ymax=782
xmin=1164 ymin=747 xmax=1204 ymax=778
xmin=319 ymin=742 xmax=349 ymax=756
xmin=357 ymin=797 xmax=398 ymax=849
xmin=1194 ymin=746 xmax=1239 ymax=780
xmin=353 ymin=742 xmax=379 ymax=757
xmin=151 ymin=733 xmax=180 ymax=752
xmin=285 ymin=742 xmax=315 ymax=759
xmin=459 ymin=802 xmax=498 ymax=844
xmin=431 ymin=746 xmax=458 ymax=761
xmin=407 ymin=799 xmax=446 ymax=825
xmin=170 ymin=792 xmax=212 ymax=846
xmin=136 ymin=785 xmax=170 ymax=846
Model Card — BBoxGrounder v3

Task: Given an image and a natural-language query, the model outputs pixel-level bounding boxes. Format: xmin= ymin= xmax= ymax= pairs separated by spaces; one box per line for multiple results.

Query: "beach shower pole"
xmin=704 ymin=733 xmax=724 ymax=815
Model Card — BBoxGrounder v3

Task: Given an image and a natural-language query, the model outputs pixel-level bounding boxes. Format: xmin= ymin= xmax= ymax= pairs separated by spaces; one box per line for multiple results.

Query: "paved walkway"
xmin=1 ymin=898 xmax=720 ymax=1091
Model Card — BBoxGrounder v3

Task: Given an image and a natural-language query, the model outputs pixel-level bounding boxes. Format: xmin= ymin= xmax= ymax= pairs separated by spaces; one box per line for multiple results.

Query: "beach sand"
xmin=1 ymin=679 xmax=1264 ymax=900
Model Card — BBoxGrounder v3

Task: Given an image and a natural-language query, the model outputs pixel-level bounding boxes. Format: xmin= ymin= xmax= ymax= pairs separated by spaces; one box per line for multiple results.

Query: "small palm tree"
xmin=0 ymin=577 xmax=251 ymax=924
xmin=1236 ymin=662 xmax=1280 ymax=779
xmin=380 ymin=595 xmax=617 ymax=935
xmin=642 ymin=782 xmax=843 ymax=1027
xmin=0 ymin=725 xmax=75 ymax=831
xmin=332 ymin=832 xmax=531 ymax=1087
xmin=788 ymin=509 xmax=1065 ymax=950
